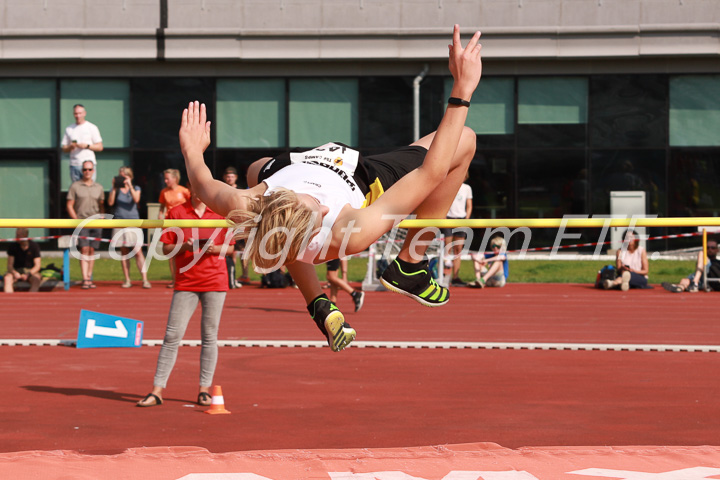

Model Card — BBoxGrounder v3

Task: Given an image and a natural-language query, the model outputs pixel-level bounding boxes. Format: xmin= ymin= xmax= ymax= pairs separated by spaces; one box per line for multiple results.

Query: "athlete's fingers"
xmin=472 ymin=42 xmax=483 ymax=58
xmin=452 ymin=24 xmax=461 ymax=50
xmin=181 ymin=107 xmax=188 ymax=128
xmin=200 ymin=102 xmax=207 ymax=126
xmin=205 ymin=121 xmax=211 ymax=137
xmin=464 ymin=31 xmax=481 ymax=52
xmin=186 ymin=101 xmax=195 ymax=125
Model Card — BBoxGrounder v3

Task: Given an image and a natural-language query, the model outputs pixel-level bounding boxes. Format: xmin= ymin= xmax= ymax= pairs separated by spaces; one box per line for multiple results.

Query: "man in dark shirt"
xmin=4 ymin=228 xmax=42 ymax=293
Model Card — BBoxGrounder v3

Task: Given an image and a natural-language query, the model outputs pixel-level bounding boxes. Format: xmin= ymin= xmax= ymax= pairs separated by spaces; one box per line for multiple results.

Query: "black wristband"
xmin=448 ymin=97 xmax=470 ymax=107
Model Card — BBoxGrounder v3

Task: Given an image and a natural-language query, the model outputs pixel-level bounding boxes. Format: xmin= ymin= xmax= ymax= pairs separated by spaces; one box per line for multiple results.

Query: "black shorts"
xmin=256 ymin=145 xmax=427 ymax=199
xmin=363 ymin=145 xmax=427 ymax=192
xmin=326 ymin=259 xmax=340 ymax=271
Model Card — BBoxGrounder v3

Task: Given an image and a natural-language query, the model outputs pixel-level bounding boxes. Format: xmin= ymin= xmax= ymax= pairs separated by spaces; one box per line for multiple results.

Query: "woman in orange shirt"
xmin=158 ymin=169 xmax=191 ymax=218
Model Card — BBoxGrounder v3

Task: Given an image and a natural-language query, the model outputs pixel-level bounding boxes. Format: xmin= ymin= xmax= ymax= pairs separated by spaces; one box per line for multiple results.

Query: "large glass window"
xmin=59 ymin=79 xmax=130 ymax=148
xmin=446 ymin=77 xmax=514 ymax=136
xmin=0 ymin=80 xmax=56 ymax=148
xmin=466 ymin=150 xmax=514 ymax=251
xmin=590 ymin=75 xmax=667 ymax=148
xmin=589 ymin=150 xmax=666 ymax=216
xmin=669 ymin=149 xmax=720 ymax=217
xmin=217 ymin=79 xmax=286 ymax=148
xmin=670 ymin=75 xmax=720 ymax=146
xmin=0 ymin=160 xmax=50 ymax=239
xmin=131 ymin=151 xmax=187 ymax=219
xmin=360 ymin=77 xmax=413 ymax=148
xmin=289 ymin=79 xmax=358 ymax=147
xmin=519 ymin=77 xmax=587 ymax=124
xmin=518 ymin=149 xmax=586 ymax=246
xmin=518 ymin=149 xmax=586 ymax=218
xmin=517 ymin=77 xmax=587 ymax=147
xmin=132 ymin=78 xmax=214 ymax=149
xmin=469 ymin=150 xmax=513 ymax=220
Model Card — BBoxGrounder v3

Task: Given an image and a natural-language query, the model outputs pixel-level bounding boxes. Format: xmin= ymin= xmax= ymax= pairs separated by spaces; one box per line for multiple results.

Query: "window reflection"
xmin=590 ymin=150 xmax=665 ymax=217
xmin=669 ymin=150 xmax=720 ymax=217
xmin=518 ymin=150 xmax=586 ymax=247
xmin=132 ymin=78 xmax=214 ymax=149
xmin=590 ymin=75 xmax=667 ymax=148
xmin=360 ymin=77 xmax=414 ymax=148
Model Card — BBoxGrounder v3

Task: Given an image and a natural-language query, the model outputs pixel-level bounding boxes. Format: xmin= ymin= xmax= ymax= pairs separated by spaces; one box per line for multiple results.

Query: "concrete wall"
xmin=0 ymin=0 xmax=718 ymax=74
xmin=3 ymin=0 xmax=718 ymax=32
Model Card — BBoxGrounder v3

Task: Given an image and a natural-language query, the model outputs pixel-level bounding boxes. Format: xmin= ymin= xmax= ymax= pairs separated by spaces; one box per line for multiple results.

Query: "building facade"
xmin=1 ymin=0 xmax=719 ymax=248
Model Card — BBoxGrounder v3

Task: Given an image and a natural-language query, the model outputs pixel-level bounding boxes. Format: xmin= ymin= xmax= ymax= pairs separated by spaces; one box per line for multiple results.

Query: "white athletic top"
xmin=263 ymin=143 xmax=365 ymax=264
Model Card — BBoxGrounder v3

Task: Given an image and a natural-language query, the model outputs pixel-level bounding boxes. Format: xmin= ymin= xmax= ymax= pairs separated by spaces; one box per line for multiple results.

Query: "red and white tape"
xmin=507 ymin=231 xmax=702 ymax=253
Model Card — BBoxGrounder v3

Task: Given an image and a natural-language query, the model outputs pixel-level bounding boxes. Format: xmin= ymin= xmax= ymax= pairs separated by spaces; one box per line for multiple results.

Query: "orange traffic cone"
xmin=204 ymin=385 xmax=231 ymax=414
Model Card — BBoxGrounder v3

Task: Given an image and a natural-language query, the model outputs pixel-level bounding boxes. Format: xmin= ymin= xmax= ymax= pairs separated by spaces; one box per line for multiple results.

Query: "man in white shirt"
xmin=61 ymin=104 xmax=104 ymax=183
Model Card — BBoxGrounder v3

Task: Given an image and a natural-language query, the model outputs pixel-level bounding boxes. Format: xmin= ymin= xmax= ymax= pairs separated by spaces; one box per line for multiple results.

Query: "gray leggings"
xmin=153 ymin=290 xmax=226 ymax=389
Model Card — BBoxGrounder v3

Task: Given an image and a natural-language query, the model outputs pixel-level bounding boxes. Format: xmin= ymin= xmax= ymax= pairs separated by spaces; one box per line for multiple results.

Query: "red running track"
xmin=3 ymin=281 xmax=720 ymax=345
xmin=1 ymin=282 xmax=719 ymax=457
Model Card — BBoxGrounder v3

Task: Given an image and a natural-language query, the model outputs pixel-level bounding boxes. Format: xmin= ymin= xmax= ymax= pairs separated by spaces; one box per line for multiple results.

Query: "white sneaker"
xmin=620 ymin=271 xmax=631 ymax=291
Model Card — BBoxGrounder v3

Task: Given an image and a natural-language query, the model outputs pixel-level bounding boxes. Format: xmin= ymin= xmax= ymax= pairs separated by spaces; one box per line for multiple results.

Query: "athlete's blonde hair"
xmin=228 ymin=188 xmax=317 ymax=271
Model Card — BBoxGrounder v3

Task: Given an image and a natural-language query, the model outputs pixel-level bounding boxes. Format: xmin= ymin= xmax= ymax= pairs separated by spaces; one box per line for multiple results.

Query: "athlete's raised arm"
xmin=179 ymin=101 xmax=257 ymax=216
xmin=338 ymin=25 xmax=483 ymax=252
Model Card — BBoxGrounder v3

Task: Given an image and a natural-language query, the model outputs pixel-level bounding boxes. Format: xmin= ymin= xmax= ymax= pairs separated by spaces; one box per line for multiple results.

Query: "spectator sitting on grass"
xmin=603 ymin=229 xmax=649 ymax=291
xmin=662 ymin=238 xmax=720 ymax=293
xmin=469 ymin=236 xmax=508 ymax=288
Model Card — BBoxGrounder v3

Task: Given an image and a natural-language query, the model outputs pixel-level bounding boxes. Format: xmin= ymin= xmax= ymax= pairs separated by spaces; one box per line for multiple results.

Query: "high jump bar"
xmin=1 ymin=217 xmax=720 ymax=229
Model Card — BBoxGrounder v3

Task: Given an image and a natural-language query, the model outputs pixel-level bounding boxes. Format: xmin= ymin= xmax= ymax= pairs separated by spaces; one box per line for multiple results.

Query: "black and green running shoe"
xmin=380 ymin=258 xmax=449 ymax=307
xmin=307 ymin=294 xmax=356 ymax=352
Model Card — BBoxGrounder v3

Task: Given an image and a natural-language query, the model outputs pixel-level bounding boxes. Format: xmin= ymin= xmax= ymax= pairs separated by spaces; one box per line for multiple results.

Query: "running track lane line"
xmin=2 ymin=339 xmax=720 ymax=352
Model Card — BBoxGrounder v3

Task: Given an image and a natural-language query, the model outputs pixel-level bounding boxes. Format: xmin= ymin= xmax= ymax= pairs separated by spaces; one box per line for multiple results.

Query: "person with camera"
xmin=108 ymin=166 xmax=151 ymax=289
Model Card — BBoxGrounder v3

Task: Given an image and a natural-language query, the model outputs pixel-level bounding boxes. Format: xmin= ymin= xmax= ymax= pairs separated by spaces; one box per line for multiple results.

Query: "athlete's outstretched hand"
xmin=447 ymin=24 xmax=483 ymax=101
xmin=179 ymin=100 xmax=211 ymax=159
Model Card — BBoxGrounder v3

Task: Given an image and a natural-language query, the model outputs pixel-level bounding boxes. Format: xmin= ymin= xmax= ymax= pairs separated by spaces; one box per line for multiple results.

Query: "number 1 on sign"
xmin=85 ymin=319 xmax=128 ymax=339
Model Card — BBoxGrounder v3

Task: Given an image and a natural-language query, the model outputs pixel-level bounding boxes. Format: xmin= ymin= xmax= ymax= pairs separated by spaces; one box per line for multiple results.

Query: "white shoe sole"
xmin=620 ymin=271 xmax=631 ymax=291
xmin=325 ymin=312 xmax=356 ymax=352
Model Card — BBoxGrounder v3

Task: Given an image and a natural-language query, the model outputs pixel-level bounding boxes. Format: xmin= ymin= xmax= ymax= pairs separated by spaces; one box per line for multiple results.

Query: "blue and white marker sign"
xmin=77 ymin=309 xmax=144 ymax=349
